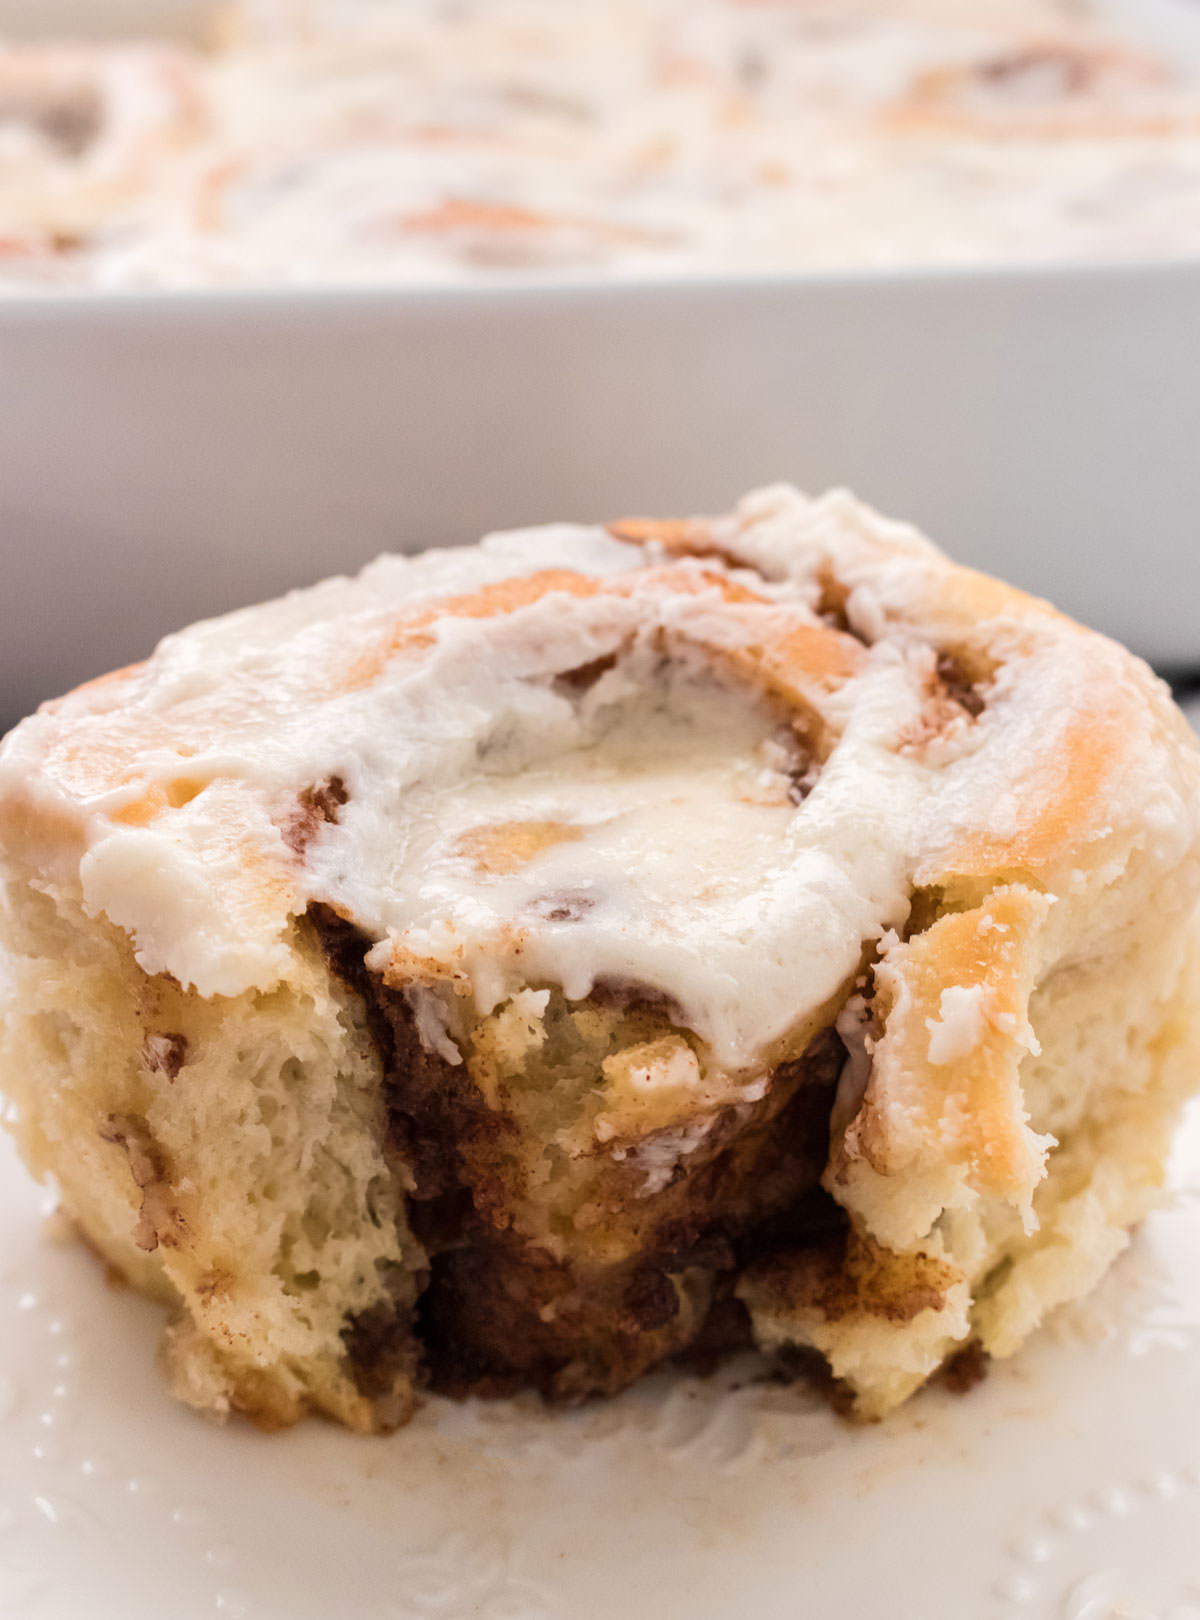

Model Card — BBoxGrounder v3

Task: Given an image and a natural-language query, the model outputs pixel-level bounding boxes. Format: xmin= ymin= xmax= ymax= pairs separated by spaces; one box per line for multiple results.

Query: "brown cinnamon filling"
xmin=939 ymin=1339 xmax=990 ymax=1395
xmin=282 ymin=776 xmax=348 ymax=855
xmin=0 ymin=83 xmax=103 ymax=157
xmin=934 ymin=653 xmax=986 ymax=719
xmin=140 ymin=1031 xmax=189 ymax=1082
xmin=98 ymin=1113 xmax=180 ymax=1255
xmin=309 ymin=906 xmax=849 ymax=1406
xmin=972 ymin=43 xmax=1135 ymax=99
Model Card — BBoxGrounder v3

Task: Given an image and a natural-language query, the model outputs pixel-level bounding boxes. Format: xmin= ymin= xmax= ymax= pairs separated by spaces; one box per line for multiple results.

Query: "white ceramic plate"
xmin=1 ymin=1106 xmax=1198 ymax=1620
xmin=5 ymin=263 xmax=1200 ymax=732
xmin=2 ymin=711 xmax=1200 ymax=1620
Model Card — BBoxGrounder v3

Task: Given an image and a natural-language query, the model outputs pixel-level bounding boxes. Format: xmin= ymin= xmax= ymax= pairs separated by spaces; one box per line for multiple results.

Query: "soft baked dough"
xmin=1 ymin=484 xmax=1198 ymax=1429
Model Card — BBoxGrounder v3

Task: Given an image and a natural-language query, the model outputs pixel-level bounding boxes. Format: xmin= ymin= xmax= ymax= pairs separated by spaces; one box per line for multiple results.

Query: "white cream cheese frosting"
xmin=2 ymin=484 xmax=1196 ymax=1090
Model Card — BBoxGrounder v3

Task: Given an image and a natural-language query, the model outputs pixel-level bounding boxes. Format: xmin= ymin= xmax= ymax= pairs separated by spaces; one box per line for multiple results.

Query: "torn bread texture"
xmin=1 ymin=483 xmax=1198 ymax=1430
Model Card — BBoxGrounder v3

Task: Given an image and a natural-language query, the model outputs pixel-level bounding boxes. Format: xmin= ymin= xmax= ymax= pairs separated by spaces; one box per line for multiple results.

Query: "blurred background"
xmin=2 ymin=0 xmax=1200 ymax=724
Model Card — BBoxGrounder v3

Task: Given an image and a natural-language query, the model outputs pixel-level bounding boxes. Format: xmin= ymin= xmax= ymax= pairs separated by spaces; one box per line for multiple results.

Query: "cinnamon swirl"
xmin=2 ymin=484 xmax=1197 ymax=1428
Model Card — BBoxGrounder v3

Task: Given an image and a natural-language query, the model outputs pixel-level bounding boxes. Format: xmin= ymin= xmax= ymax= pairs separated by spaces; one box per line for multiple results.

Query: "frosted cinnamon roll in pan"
xmin=2 ymin=484 xmax=1198 ymax=1431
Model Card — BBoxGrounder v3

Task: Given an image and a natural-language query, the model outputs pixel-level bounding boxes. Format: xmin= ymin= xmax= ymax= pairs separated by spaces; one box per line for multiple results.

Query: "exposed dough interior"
xmin=2 ymin=484 xmax=1199 ymax=1429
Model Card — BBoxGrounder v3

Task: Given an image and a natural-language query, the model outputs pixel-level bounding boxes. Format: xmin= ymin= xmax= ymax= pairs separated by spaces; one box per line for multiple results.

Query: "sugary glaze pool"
xmin=3 ymin=0 xmax=1200 ymax=290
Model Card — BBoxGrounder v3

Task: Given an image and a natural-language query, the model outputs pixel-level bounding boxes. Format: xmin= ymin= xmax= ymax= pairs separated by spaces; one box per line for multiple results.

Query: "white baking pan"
xmin=3 ymin=261 xmax=1199 ymax=726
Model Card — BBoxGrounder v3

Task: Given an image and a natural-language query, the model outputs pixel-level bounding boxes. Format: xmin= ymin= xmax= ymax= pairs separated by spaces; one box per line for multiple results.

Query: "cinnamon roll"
xmin=5 ymin=2 xmax=1200 ymax=287
xmin=0 ymin=41 xmax=206 ymax=282
xmin=2 ymin=483 xmax=1198 ymax=1429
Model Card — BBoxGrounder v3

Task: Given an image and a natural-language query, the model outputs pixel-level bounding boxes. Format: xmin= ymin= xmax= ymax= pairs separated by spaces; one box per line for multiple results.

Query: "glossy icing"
xmin=2 ymin=485 xmax=1194 ymax=1081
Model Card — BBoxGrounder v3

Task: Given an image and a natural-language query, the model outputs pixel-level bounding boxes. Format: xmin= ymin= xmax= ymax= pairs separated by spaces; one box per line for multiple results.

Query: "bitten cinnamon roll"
xmin=2 ymin=484 xmax=1198 ymax=1431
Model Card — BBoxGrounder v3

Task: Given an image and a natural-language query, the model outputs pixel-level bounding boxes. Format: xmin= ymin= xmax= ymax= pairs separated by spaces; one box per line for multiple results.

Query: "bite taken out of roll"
xmin=2 ymin=484 xmax=1198 ymax=1431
